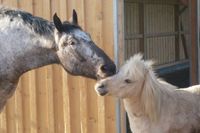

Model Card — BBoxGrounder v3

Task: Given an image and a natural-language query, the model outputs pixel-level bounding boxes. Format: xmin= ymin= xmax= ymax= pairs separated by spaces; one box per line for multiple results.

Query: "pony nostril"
xmin=98 ymin=84 xmax=105 ymax=89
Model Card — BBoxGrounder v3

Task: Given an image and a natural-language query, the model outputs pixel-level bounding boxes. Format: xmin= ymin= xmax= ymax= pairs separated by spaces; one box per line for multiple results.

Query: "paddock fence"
xmin=0 ymin=0 xmax=117 ymax=133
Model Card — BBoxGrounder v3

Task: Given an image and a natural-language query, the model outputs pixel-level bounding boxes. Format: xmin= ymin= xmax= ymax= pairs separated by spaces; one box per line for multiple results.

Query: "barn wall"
xmin=0 ymin=0 xmax=116 ymax=133
xmin=124 ymin=0 xmax=190 ymax=65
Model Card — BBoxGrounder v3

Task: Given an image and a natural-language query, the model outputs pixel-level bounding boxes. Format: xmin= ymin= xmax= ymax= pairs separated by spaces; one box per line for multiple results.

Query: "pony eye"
xmin=71 ymin=41 xmax=75 ymax=45
xmin=70 ymin=39 xmax=77 ymax=45
xmin=124 ymin=79 xmax=132 ymax=83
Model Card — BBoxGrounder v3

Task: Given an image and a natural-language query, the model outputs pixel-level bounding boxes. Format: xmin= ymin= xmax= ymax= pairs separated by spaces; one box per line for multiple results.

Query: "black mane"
xmin=0 ymin=6 xmax=81 ymax=36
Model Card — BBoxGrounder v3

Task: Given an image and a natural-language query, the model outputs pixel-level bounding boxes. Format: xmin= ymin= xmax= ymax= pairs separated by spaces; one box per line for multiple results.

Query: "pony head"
xmin=95 ymin=53 xmax=155 ymax=98
xmin=95 ymin=53 xmax=161 ymax=121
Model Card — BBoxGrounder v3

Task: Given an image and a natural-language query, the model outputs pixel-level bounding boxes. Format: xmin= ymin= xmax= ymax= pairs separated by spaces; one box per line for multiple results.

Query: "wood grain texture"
xmin=0 ymin=0 xmax=117 ymax=133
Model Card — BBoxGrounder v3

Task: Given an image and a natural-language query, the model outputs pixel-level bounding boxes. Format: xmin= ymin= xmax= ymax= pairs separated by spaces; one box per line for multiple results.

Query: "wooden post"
xmin=190 ymin=0 xmax=198 ymax=85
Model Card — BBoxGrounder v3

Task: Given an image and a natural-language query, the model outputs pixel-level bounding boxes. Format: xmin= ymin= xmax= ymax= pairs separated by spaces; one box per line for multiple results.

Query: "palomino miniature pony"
xmin=0 ymin=6 xmax=116 ymax=111
xmin=95 ymin=54 xmax=200 ymax=133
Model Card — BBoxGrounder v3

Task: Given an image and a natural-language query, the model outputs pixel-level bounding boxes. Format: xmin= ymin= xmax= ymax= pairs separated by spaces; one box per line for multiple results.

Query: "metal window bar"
xmin=125 ymin=31 xmax=189 ymax=40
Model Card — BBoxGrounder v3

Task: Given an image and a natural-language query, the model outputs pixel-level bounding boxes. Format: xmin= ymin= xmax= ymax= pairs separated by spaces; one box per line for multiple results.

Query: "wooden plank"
xmin=6 ymin=93 xmax=17 ymax=133
xmin=74 ymin=1 xmax=90 ymax=133
xmin=190 ymin=0 xmax=198 ymax=85
xmin=139 ymin=3 xmax=145 ymax=53
xmin=174 ymin=5 xmax=180 ymax=61
xmin=93 ymin=1 xmax=107 ymax=133
xmin=35 ymin=67 xmax=49 ymax=133
xmin=14 ymin=80 xmax=23 ymax=133
xmin=21 ymin=74 xmax=32 ymax=133
xmin=84 ymin=0 xmax=99 ymax=133
xmin=1 ymin=0 xmax=18 ymax=7
xmin=17 ymin=2 xmax=35 ymax=133
xmin=65 ymin=2 xmax=82 ymax=133
xmin=29 ymin=71 xmax=37 ymax=133
xmin=59 ymin=0 xmax=67 ymax=20
xmin=87 ymin=79 xmax=98 ymax=133
xmin=0 ymin=109 xmax=7 ymax=133
xmin=33 ymin=0 xmax=51 ymax=132
xmin=18 ymin=0 xmax=33 ymax=13
xmin=46 ymin=66 xmax=55 ymax=133
xmin=52 ymin=65 xmax=65 ymax=133
xmin=79 ymin=76 xmax=89 ymax=133
xmin=51 ymin=1 xmax=71 ymax=133
xmin=102 ymin=0 xmax=116 ymax=133
xmin=42 ymin=1 xmax=55 ymax=133
xmin=62 ymin=70 xmax=71 ymax=133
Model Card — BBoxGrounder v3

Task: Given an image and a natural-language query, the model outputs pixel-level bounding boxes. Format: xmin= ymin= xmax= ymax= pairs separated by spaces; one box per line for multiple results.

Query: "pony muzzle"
xmin=95 ymin=84 xmax=108 ymax=96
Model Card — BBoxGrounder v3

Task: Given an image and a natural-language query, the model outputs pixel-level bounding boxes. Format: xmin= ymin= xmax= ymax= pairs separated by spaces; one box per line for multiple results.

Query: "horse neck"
xmin=15 ymin=36 xmax=59 ymax=75
xmin=0 ymin=28 xmax=59 ymax=81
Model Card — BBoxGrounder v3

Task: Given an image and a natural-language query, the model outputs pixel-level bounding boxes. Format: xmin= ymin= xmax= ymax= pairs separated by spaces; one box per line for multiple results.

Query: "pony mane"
xmin=125 ymin=54 xmax=177 ymax=121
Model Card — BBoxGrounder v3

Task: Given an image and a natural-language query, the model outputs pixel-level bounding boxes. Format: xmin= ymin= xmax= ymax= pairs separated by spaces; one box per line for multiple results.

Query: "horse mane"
xmin=0 ymin=6 xmax=81 ymax=37
xmin=127 ymin=54 xmax=177 ymax=121
xmin=0 ymin=6 xmax=54 ymax=36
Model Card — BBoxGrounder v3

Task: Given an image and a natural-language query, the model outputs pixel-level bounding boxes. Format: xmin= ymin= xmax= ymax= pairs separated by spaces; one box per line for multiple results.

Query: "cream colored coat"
xmin=95 ymin=54 xmax=200 ymax=133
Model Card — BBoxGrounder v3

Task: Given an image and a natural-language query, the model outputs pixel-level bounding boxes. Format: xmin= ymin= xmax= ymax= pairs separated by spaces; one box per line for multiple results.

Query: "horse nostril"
xmin=100 ymin=65 xmax=108 ymax=72
xmin=100 ymin=64 xmax=116 ymax=73
xmin=98 ymin=64 xmax=116 ymax=78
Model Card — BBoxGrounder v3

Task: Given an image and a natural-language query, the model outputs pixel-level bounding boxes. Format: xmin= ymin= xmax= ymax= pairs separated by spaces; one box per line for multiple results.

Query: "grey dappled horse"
xmin=0 ymin=6 xmax=116 ymax=111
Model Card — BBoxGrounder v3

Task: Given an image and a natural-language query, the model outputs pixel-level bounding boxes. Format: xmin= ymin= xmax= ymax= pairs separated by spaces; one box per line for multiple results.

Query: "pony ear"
xmin=53 ymin=13 xmax=63 ymax=32
xmin=70 ymin=9 xmax=78 ymax=25
xmin=145 ymin=60 xmax=155 ymax=71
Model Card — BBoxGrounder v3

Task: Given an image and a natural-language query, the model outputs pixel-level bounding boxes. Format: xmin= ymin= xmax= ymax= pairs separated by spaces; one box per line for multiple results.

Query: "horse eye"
xmin=124 ymin=79 xmax=132 ymax=83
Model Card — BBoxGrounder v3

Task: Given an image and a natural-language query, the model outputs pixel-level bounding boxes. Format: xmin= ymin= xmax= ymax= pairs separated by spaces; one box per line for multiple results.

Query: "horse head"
xmin=53 ymin=10 xmax=116 ymax=80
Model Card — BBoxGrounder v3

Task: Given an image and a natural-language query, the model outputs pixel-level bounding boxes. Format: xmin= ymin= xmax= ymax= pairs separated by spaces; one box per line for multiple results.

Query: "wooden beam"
xmin=125 ymin=0 xmax=181 ymax=5
xmin=174 ymin=5 xmax=180 ymax=61
xmin=125 ymin=31 xmax=189 ymax=40
xmin=190 ymin=0 xmax=198 ymax=85
xmin=139 ymin=3 xmax=145 ymax=53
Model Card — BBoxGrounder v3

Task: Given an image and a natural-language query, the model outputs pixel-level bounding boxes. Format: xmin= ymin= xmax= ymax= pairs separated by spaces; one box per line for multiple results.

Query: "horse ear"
xmin=53 ymin=13 xmax=63 ymax=32
xmin=70 ymin=9 xmax=78 ymax=25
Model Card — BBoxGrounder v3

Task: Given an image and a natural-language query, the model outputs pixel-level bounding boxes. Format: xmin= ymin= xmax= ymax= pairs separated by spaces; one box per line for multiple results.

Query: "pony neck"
xmin=123 ymin=97 xmax=145 ymax=117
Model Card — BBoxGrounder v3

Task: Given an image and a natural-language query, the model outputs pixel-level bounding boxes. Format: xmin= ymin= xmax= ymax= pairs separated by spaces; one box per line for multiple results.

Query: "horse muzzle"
xmin=97 ymin=63 xmax=116 ymax=80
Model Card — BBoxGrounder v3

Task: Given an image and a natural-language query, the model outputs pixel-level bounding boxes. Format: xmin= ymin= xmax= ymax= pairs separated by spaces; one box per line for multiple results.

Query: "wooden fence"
xmin=0 ymin=0 xmax=117 ymax=133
